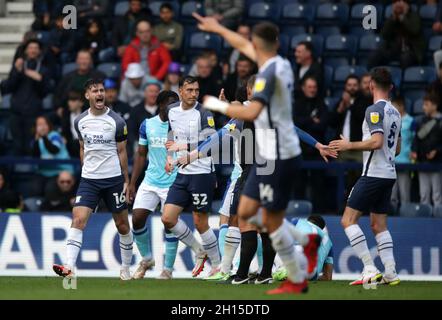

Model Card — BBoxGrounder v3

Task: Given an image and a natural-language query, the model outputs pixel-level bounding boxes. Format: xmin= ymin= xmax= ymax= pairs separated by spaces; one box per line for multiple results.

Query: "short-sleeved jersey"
xmin=292 ymin=218 xmax=333 ymax=275
xmin=168 ymin=102 xmax=216 ymax=174
xmin=74 ymin=108 xmax=127 ymax=179
xmin=139 ymin=115 xmax=177 ymax=188
xmin=251 ymin=55 xmax=301 ymax=161
xmin=362 ymin=99 xmax=402 ymax=179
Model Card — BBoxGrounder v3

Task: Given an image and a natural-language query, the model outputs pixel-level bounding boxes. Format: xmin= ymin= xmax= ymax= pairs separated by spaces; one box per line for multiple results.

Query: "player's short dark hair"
xmin=370 ymin=67 xmax=392 ymax=91
xmin=160 ymin=3 xmax=173 ymax=11
xmin=84 ymin=78 xmax=104 ymax=91
xmin=423 ymin=92 xmax=439 ymax=106
xmin=157 ymin=90 xmax=179 ymax=107
xmin=308 ymin=215 xmax=326 ymax=230
xmin=246 ymin=74 xmax=256 ymax=89
xmin=252 ymin=22 xmax=279 ymax=47
xmin=345 ymin=74 xmax=360 ymax=84
xmin=179 ymin=76 xmax=199 ymax=88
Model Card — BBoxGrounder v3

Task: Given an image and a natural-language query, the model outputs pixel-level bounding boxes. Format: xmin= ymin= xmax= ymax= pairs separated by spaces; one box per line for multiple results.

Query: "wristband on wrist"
xmin=204 ymin=96 xmax=229 ymax=114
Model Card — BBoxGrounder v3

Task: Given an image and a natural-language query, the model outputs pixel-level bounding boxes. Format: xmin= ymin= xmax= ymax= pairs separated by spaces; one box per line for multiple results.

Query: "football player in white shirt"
xmin=53 ymin=79 xmax=133 ymax=281
xmin=161 ymin=76 xmax=221 ymax=277
xmin=193 ymin=14 xmax=322 ymax=295
xmin=330 ymin=67 xmax=402 ymax=286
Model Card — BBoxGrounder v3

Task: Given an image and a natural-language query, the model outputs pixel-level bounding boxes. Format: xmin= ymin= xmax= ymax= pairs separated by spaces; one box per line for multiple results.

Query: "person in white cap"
xmin=119 ymin=62 xmax=158 ymax=107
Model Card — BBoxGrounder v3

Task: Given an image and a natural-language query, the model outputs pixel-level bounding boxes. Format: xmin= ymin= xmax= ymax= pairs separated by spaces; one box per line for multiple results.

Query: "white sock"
xmin=284 ymin=219 xmax=308 ymax=246
xmin=200 ymin=228 xmax=221 ymax=267
xmin=66 ymin=228 xmax=83 ymax=269
xmin=375 ymin=230 xmax=396 ymax=275
xmin=344 ymin=224 xmax=374 ymax=268
xmin=119 ymin=232 xmax=133 ymax=268
xmin=170 ymin=219 xmax=203 ymax=253
xmin=270 ymin=224 xmax=304 ymax=283
xmin=221 ymin=227 xmax=241 ymax=274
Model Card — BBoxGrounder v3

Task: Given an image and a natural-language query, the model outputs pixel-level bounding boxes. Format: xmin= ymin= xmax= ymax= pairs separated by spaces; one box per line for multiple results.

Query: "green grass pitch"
xmin=0 ymin=277 xmax=442 ymax=300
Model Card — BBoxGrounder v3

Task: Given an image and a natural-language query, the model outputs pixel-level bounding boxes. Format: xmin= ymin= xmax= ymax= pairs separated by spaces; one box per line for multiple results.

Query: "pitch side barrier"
xmin=0 ymin=213 xmax=441 ymax=281
xmin=1 ymin=157 xmax=441 ymax=210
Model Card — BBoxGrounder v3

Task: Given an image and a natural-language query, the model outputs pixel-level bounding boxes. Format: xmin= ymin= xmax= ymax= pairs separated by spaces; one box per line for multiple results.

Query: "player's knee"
xmin=237 ymin=206 xmax=251 ymax=220
xmin=114 ymin=218 xmax=130 ymax=234
xmin=71 ymin=217 xmax=87 ymax=230
xmin=193 ymin=214 xmax=208 ymax=231
xmin=370 ymin=221 xmax=386 ymax=235
xmin=132 ymin=219 xmax=144 ymax=231
xmin=117 ymin=223 xmax=130 ymax=235
xmin=132 ymin=211 xmax=149 ymax=230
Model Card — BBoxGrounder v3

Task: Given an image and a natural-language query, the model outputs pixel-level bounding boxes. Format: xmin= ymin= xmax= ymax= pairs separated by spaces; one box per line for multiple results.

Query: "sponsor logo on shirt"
xmin=254 ymin=78 xmax=266 ymax=93
xmin=207 ymin=116 xmax=215 ymax=128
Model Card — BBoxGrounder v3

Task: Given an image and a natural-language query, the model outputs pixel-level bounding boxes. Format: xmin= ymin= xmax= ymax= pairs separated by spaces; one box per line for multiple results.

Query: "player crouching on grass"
xmin=272 ymin=215 xmax=334 ymax=282
xmin=128 ymin=90 xmax=181 ymax=280
xmin=53 ymin=78 xmax=134 ymax=280
xmin=330 ymin=67 xmax=401 ymax=286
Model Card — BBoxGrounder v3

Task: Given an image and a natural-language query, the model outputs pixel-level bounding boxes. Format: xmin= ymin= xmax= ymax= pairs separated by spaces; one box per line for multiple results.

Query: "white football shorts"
xmin=133 ymin=183 xmax=170 ymax=212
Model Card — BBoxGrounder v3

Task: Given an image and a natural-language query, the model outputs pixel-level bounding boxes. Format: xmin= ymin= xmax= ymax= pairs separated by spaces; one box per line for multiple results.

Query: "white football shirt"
xmin=74 ymin=107 xmax=127 ymax=179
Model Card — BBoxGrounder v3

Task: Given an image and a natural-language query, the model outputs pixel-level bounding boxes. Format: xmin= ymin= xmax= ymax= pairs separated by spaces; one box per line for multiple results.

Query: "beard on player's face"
xmin=88 ymin=87 xmax=106 ymax=109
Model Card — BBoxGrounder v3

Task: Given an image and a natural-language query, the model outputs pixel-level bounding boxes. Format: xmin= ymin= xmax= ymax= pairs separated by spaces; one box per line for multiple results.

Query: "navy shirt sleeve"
xmin=365 ymin=102 xmax=385 ymax=135
xmin=251 ymin=61 xmax=276 ymax=106
xmin=113 ymin=114 xmax=128 ymax=142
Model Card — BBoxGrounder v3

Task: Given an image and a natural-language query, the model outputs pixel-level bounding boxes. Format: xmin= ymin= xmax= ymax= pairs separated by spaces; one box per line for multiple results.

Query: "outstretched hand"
xmin=317 ymin=143 xmax=338 ymax=163
xmin=329 ymin=135 xmax=352 ymax=152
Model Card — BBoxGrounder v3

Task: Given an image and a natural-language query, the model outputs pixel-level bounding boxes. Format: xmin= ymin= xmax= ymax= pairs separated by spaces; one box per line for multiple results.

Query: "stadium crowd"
xmin=0 ymin=0 xmax=442 ymax=215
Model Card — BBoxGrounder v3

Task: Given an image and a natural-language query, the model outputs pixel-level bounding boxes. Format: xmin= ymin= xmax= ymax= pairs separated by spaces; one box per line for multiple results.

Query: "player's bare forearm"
xmin=349 ymin=135 xmax=383 ymax=151
xmin=395 ymin=137 xmax=402 ymax=156
xmin=203 ymin=97 xmax=263 ymax=120
xmin=331 ymin=133 xmax=383 ymax=152
xmin=226 ymin=101 xmax=263 ymax=121
xmin=117 ymin=141 xmax=130 ymax=183
xmin=130 ymin=145 xmax=147 ymax=186
xmin=79 ymin=141 xmax=84 ymax=166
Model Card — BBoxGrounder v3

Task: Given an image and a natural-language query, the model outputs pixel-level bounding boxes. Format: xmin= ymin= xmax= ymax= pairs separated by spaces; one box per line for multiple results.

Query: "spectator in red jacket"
xmin=122 ymin=19 xmax=171 ymax=81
